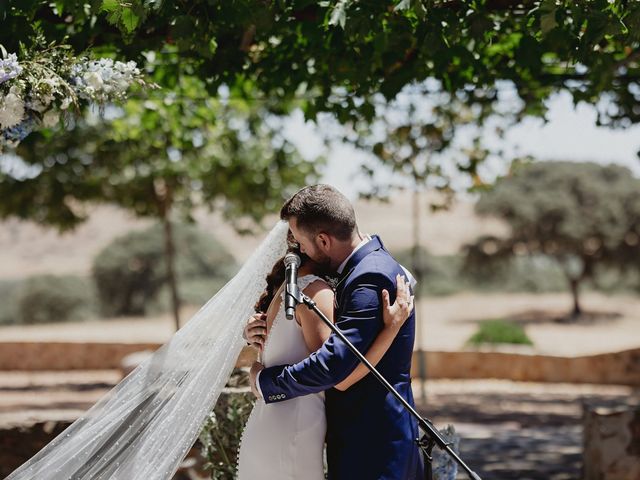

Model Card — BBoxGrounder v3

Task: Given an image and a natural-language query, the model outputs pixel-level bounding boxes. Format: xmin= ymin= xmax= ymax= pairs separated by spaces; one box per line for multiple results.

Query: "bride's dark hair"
xmin=254 ymin=230 xmax=307 ymax=313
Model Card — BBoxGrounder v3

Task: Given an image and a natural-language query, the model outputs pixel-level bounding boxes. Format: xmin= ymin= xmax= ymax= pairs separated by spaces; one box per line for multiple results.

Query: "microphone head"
xmin=284 ymin=252 xmax=301 ymax=268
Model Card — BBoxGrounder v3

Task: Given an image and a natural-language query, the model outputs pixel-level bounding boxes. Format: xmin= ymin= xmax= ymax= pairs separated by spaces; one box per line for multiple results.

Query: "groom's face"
xmin=289 ymin=218 xmax=333 ymax=269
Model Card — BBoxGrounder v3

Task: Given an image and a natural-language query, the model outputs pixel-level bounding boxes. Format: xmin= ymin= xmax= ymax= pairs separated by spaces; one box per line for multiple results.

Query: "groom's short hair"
xmin=280 ymin=185 xmax=357 ymax=241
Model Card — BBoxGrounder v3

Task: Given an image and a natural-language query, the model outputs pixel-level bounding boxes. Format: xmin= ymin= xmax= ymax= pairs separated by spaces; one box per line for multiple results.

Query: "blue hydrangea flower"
xmin=0 ymin=53 xmax=22 ymax=84
xmin=431 ymin=425 xmax=460 ymax=480
xmin=2 ymin=114 xmax=36 ymax=144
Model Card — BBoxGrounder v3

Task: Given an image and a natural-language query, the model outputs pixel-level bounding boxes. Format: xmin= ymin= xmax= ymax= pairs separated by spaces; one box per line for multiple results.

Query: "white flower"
xmin=60 ymin=96 xmax=72 ymax=110
xmin=26 ymin=78 xmax=59 ymax=112
xmin=0 ymin=91 xmax=25 ymax=129
xmin=84 ymin=71 xmax=104 ymax=91
xmin=71 ymin=57 xmax=143 ymax=102
xmin=26 ymin=98 xmax=49 ymax=113
xmin=42 ymin=109 xmax=60 ymax=128
xmin=40 ymin=78 xmax=59 ymax=90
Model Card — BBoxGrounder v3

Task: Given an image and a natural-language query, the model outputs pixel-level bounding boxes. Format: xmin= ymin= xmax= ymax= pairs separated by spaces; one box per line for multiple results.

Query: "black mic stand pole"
xmin=286 ymin=285 xmax=482 ymax=480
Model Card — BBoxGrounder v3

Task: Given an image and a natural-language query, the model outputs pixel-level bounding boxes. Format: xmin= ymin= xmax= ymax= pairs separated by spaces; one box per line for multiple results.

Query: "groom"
xmin=250 ymin=184 xmax=424 ymax=479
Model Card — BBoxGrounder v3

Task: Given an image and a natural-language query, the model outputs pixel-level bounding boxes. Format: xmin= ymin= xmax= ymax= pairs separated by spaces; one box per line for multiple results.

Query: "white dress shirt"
xmin=336 ymin=234 xmax=371 ymax=275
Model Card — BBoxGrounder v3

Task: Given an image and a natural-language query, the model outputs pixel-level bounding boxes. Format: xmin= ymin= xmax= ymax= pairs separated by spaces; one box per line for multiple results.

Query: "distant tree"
xmin=465 ymin=161 xmax=640 ymax=318
xmin=353 ymin=87 xmax=494 ymax=280
xmin=2 ymin=66 xmax=320 ymax=330
xmin=92 ymin=223 xmax=236 ymax=317
xmin=350 ymin=87 xmax=492 ymax=395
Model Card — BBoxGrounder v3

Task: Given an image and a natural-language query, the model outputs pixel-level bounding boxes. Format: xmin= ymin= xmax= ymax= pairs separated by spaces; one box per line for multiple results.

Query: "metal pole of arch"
xmin=413 ymin=187 xmax=428 ymax=402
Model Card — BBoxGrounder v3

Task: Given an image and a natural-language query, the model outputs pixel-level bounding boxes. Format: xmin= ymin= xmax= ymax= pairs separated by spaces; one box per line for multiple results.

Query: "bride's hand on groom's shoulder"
xmin=381 ymin=274 xmax=415 ymax=331
xmin=244 ymin=313 xmax=267 ymax=350
xmin=250 ymin=361 xmax=265 ymax=399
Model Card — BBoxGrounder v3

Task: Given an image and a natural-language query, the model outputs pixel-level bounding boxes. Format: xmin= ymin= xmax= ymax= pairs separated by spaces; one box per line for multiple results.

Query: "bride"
xmin=236 ymin=232 xmax=414 ymax=479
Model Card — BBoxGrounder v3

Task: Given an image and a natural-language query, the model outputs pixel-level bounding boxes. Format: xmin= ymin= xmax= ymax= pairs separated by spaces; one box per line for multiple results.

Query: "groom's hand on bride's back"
xmin=243 ymin=313 xmax=267 ymax=350
xmin=381 ymin=274 xmax=415 ymax=331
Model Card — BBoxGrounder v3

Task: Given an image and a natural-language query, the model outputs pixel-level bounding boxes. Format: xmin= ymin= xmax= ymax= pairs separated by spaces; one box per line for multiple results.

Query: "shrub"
xmin=0 ymin=279 xmax=22 ymax=325
xmin=16 ymin=274 xmax=95 ymax=324
xmin=147 ymin=276 xmax=230 ymax=314
xmin=92 ymin=222 xmax=236 ymax=316
xmin=393 ymin=247 xmax=465 ymax=296
xmin=432 ymin=424 xmax=460 ymax=480
xmin=199 ymin=369 xmax=255 ymax=480
xmin=466 ymin=319 xmax=533 ymax=346
xmin=391 ymin=247 xmax=624 ymax=296
xmin=467 ymin=254 xmax=567 ymax=293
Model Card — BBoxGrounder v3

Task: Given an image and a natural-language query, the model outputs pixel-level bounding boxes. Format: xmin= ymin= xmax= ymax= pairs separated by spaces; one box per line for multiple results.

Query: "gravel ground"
xmin=2 ymin=372 xmax=638 ymax=479
xmin=412 ymin=380 xmax=639 ymax=480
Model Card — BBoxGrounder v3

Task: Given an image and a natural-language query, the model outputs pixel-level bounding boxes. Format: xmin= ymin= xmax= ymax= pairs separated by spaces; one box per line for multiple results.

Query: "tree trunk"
xmin=411 ymin=189 xmax=422 ymax=286
xmin=155 ymin=179 xmax=181 ymax=332
xmin=569 ymin=277 xmax=582 ymax=319
xmin=412 ymin=187 xmax=427 ymax=400
xmin=162 ymin=212 xmax=181 ymax=331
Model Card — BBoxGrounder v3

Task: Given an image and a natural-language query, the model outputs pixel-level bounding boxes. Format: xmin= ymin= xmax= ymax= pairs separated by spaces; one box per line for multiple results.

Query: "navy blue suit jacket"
xmin=258 ymin=235 xmax=424 ymax=479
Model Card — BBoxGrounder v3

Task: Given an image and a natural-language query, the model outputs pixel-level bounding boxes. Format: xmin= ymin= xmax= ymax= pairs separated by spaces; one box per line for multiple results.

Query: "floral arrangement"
xmin=432 ymin=424 xmax=461 ymax=480
xmin=0 ymin=38 xmax=151 ymax=151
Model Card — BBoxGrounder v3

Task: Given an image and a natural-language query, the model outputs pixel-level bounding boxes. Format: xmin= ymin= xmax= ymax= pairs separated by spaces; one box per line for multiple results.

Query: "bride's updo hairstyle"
xmin=254 ymin=230 xmax=307 ymax=313
xmin=279 ymin=184 xmax=357 ymax=241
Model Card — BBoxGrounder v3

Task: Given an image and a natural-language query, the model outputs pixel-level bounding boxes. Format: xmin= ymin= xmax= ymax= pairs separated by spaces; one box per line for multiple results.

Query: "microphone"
xmin=284 ymin=253 xmax=301 ymax=320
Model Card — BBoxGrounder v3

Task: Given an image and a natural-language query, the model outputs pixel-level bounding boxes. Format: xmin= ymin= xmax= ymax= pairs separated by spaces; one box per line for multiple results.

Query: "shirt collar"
xmin=337 ymin=234 xmax=371 ymax=274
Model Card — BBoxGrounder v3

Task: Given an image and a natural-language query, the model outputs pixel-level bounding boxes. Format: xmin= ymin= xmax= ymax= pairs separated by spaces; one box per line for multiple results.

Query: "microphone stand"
xmin=286 ymin=285 xmax=482 ymax=480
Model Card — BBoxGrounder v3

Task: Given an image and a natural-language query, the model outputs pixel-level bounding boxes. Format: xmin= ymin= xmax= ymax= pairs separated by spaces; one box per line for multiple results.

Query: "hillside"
xmin=0 ymin=192 xmax=507 ymax=280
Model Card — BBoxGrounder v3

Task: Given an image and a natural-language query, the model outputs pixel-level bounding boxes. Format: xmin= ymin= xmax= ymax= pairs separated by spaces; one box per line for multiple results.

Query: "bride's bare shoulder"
xmin=302 ymin=277 xmax=333 ymax=297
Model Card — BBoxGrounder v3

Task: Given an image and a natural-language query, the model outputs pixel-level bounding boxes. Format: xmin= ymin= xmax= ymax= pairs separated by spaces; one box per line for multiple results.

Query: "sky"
xmin=284 ymin=88 xmax=640 ymax=200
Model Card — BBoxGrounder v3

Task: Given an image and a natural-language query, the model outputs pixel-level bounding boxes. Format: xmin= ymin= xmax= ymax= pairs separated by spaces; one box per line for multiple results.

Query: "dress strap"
xmin=298 ymin=274 xmax=325 ymax=292
xmin=279 ymin=274 xmax=325 ymax=301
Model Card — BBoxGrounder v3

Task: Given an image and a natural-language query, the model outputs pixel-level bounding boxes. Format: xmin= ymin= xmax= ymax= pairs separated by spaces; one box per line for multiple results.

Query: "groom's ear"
xmin=316 ymin=232 xmax=331 ymax=251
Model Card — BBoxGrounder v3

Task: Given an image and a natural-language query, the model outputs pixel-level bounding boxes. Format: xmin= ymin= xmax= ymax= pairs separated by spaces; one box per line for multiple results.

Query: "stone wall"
xmin=0 ymin=420 xmax=69 ymax=478
xmin=238 ymin=348 xmax=640 ymax=387
xmin=0 ymin=342 xmax=161 ymax=370
xmin=0 ymin=419 xmax=208 ymax=479
xmin=583 ymin=402 xmax=640 ymax=480
xmin=1 ymin=342 xmax=639 ymax=386
xmin=414 ymin=349 xmax=640 ymax=386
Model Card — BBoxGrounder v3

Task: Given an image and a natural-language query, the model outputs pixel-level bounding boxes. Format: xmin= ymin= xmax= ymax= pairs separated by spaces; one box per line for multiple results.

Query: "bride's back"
xmin=260 ymin=274 xmax=323 ymax=367
xmin=236 ymin=273 xmax=328 ymax=480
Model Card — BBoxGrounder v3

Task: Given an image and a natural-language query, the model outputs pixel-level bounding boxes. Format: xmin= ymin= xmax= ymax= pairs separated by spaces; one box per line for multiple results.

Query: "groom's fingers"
xmin=381 ymin=289 xmax=391 ymax=309
xmin=396 ymin=274 xmax=408 ymax=303
xmin=395 ymin=275 xmax=401 ymax=299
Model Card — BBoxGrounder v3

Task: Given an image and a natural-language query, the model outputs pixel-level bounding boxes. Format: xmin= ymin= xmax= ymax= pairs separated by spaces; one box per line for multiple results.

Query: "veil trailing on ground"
xmin=7 ymin=220 xmax=290 ymax=480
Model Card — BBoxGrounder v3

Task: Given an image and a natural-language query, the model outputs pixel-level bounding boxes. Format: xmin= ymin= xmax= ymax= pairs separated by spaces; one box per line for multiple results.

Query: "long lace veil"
xmin=6 ymin=220 xmax=290 ymax=480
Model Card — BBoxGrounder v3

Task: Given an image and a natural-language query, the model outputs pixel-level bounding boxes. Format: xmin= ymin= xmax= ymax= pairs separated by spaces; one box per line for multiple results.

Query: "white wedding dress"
xmin=236 ymin=274 xmax=327 ymax=480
